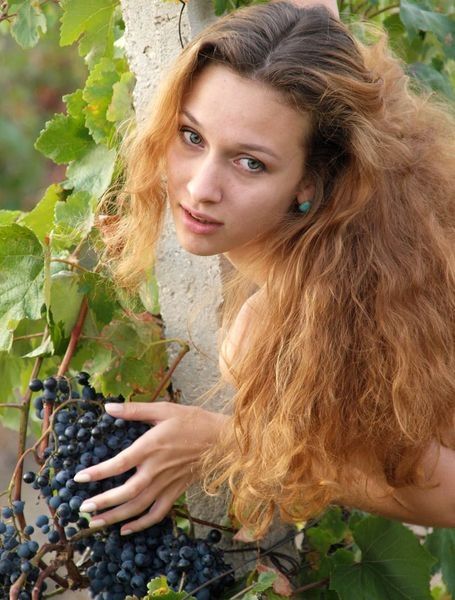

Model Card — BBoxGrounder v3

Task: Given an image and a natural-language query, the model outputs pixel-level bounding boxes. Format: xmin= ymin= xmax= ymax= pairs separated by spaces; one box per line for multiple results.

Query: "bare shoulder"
xmin=219 ymin=290 xmax=263 ymax=385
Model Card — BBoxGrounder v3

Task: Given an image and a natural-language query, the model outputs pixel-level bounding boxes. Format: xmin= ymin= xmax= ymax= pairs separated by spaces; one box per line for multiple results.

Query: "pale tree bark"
xmin=120 ymin=0 xmax=298 ymax=575
xmin=120 ymin=0 xmax=231 ymax=529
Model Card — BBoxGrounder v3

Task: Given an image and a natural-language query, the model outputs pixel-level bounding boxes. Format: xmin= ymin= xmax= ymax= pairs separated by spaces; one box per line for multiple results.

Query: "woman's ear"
xmin=295 ymin=179 xmax=315 ymax=206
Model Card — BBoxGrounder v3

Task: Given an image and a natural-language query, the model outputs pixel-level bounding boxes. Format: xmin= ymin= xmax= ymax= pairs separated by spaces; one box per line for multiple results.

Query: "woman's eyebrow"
xmin=181 ymin=108 xmax=280 ymax=160
xmin=182 ymin=108 xmax=202 ymax=127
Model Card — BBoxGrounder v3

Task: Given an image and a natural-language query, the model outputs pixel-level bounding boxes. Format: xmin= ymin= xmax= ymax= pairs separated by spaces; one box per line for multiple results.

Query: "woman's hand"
xmin=73 ymin=401 xmax=227 ymax=535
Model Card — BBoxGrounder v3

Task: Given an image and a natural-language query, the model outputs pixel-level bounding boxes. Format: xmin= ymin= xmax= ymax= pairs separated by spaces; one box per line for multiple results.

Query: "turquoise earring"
xmin=298 ymin=200 xmax=312 ymax=214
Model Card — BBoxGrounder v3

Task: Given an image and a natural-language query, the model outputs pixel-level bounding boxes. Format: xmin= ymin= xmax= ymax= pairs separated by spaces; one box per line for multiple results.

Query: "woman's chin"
xmin=177 ymin=237 xmax=222 ymax=257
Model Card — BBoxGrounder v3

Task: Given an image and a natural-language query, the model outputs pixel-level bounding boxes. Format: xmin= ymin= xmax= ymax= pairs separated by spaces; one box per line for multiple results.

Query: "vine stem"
xmin=172 ymin=508 xmax=236 ymax=533
xmin=11 ymin=355 xmax=44 ymax=533
xmin=180 ymin=530 xmax=300 ymax=600
xmin=9 ymin=573 xmax=27 ymax=600
xmin=150 ymin=342 xmax=190 ymax=402
xmin=32 ymin=563 xmax=58 ymax=600
xmin=37 ymin=560 xmax=68 ymax=589
xmin=8 ymin=550 xmax=69 ymax=600
xmin=43 ymin=588 xmax=67 ymax=598
xmin=69 ymin=237 xmax=87 ymax=261
xmin=366 ymin=2 xmax=399 ymax=18
xmin=38 ymin=296 xmax=88 ymax=460
xmin=50 ymin=257 xmax=91 ymax=273
xmin=291 ymin=577 xmax=330 ymax=595
xmin=228 ymin=583 xmax=257 ymax=599
xmin=352 ymin=0 xmax=368 ymax=14
xmin=12 ymin=333 xmax=45 ymax=342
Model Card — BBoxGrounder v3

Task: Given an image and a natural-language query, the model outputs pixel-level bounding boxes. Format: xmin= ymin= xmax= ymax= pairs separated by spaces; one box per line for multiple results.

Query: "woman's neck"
xmin=222 ymin=244 xmax=267 ymax=288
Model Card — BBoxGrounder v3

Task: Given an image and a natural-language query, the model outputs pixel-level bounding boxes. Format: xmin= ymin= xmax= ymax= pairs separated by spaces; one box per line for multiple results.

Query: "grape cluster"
xmin=26 ymin=372 xmax=147 ymax=544
xmin=0 ymin=506 xmax=43 ymax=600
xmin=87 ymin=519 xmax=233 ymax=600
xmin=4 ymin=371 xmax=234 ymax=599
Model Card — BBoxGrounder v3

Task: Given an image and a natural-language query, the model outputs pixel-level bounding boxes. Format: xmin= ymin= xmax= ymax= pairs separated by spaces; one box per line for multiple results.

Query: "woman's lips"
xmin=180 ymin=205 xmax=223 ymax=234
xmin=180 ymin=204 xmax=222 ymax=225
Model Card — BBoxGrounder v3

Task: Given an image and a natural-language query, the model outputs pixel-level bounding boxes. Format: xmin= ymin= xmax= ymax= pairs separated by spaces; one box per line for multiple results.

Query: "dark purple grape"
xmin=48 ymin=530 xmax=60 ymax=543
xmin=43 ymin=388 xmax=56 ymax=401
xmin=57 ymin=377 xmax=70 ymax=393
xmin=36 ymin=514 xmax=48 ymax=528
xmin=207 ymin=529 xmax=222 ymax=544
xmin=23 ymin=471 xmax=35 ymax=484
xmin=2 ymin=507 xmax=13 ymax=519
xmin=29 ymin=378 xmax=43 ymax=392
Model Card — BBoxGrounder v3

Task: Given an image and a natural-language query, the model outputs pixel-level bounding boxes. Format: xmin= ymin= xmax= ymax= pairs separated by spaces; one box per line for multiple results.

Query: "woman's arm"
xmin=222 ymin=294 xmax=455 ymax=528
xmin=336 ymin=442 xmax=455 ymax=528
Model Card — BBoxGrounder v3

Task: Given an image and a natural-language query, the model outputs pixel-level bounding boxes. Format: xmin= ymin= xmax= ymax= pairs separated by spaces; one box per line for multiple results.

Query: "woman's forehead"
xmin=181 ymin=64 xmax=311 ymax=152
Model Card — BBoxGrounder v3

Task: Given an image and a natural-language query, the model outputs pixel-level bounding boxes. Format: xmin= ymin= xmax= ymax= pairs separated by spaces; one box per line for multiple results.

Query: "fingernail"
xmin=89 ymin=519 xmax=106 ymax=528
xmin=105 ymin=403 xmax=122 ymax=414
xmin=74 ymin=472 xmax=91 ymax=483
xmin=121 ymin=529 xmax=133 ymax=536
xmin=79 ymin=502 xmax=97 ymax=513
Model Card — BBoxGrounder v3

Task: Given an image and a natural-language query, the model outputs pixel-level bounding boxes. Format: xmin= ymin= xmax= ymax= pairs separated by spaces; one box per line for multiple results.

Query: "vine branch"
xmin=38 ymin=296 xmax=88 ymax=461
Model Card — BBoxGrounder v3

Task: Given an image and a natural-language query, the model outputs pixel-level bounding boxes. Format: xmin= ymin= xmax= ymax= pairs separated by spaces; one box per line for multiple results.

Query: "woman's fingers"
xmin=87 ymin=486 xmax=157 ymax=530
xmin=86 ymin=472 xmax=185 ymax=531
xmin=74 ymin=449 xmax=136 ymax=484
xmin=104 ymin=400 xmax=189 ymax=423
xmin=119 ymin=481 xmax=188 ymax=535
xmin=74 ymin=427 xmax=156 ymax=483
xmin=79 ymin=469 xmax=151 ymax=513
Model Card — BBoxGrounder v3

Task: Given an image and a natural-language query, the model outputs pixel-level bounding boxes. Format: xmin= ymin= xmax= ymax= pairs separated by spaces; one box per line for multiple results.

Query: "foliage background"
xmin=0 ymin=0 xmax=454 ymax=599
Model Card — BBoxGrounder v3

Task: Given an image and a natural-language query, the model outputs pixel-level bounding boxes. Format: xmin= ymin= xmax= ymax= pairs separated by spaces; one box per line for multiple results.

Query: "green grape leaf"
xmin=48 ymin=312 xmax=66 ymax=356
xmin=0 ymin=211 xmax=22 ymax=226
xmin=139 ymin=274 xmax=161 ymax=315
xmin=60 ymin=0 xmax=117 ymax=57
xmin=19 ymin=184 xmax=64 ymax=243
xmin=53 ymin=190 xmax=96 ymax=248
xmin=50 ymin=271 xmax=86 ymax=338
xmin=0 ymin=225 xmax=44 ymax=351
xmin=424 ymin=528 xmax=455 ymax=596
xmin=330 ymin=516 xmax=435 ymax=600
xmin=250 ymin=572 xmax=277 ymax=593
xmin=400 ymin=1 xmax=455 ymax=48
xmin=10 ymin=0 xmax=47 ymax=48
xmin=95 ymin=316 xmax=167 ymax=397
xmin=329 ymin=548 xmax=356 ymax=568
xmin=214 ymin=0 xmax=228 ymax=17
xmin=107 ymin=71 xmax=135 ymax=123
xmin=35 ymin=113 xmax=93 ymax=164
xmin=408 ymin=63 xmax=454 ymax=99
xmin=311 ymin=545 xmax=357 ymax=585
xmin=83 ymin=57 xmax=120 ymax=144
xmin=65 ymin=143 xmax=116 ymax=198
xmin=78 ymin=272 xmax=119 ymax=327
xmin=307 ymin=507 xmax=347 ymax=555
xmin=22 ymin=335 xmax=54 ymax=358
xmin=0 ymin=352 xmax=23 ymax=429
xmin=63 ymin=89 xmax=87 ymax=119
xmin=145 ymin=575 xmax=196 ymax=598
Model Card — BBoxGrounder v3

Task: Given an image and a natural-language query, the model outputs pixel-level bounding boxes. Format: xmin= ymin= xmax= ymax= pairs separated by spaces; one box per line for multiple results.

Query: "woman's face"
xmin=165 ymin=64 xmax=312 ymax=261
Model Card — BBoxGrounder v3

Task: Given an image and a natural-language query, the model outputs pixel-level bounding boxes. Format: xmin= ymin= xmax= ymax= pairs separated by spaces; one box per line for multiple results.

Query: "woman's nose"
xmin=186 ymin=156 xmax=223 ymax=204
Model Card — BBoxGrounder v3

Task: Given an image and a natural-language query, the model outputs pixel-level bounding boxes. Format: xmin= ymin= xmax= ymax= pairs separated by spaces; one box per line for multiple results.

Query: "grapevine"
xmin=1 ymin=371 xmax=234 ymax=600
xmin=1 ymin=1 xmax=454 ymax=599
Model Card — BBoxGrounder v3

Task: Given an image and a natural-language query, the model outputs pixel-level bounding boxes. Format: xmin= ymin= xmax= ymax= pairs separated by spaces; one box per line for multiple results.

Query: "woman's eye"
xmin=238 ymin=158 xmax=265 ymax=173
xmin=180 ymin=128 xmax=202 ymax=146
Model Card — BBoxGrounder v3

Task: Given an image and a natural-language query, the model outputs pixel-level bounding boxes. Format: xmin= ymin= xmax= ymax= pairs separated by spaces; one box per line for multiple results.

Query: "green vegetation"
xmin=0 ymin=1 xmax=453 ymax=599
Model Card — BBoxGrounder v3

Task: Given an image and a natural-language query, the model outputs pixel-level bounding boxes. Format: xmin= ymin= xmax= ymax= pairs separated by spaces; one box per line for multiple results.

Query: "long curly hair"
xmin=99 ymin=2 xmax=455 ymax=536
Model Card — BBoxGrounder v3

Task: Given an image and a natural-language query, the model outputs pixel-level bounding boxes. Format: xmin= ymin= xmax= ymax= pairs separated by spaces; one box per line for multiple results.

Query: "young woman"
xmin=75 ymin=1 xmax=455 ymax=538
